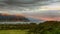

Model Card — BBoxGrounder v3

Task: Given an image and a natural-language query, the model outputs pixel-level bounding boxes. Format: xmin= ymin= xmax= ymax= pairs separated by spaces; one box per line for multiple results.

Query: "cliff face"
xmin=0 ymin=13 xmax=30 ymax=22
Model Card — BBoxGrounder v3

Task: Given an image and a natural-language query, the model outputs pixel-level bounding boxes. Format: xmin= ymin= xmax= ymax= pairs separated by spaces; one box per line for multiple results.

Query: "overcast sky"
xmin=0 ymin=0 xmax=60 ymax=21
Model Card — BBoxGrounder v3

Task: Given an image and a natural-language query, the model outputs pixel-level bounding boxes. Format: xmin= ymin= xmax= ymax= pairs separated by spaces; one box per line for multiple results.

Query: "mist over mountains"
xmin=0 ymin=13 xmax=43 ymax=22
xmin=27 ymin=17 xmax=44 ymax=23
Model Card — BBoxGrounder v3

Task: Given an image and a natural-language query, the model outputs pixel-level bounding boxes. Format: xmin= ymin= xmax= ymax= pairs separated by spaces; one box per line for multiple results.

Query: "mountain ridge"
xmin=0 ymin=13 xmax=30 ymax=22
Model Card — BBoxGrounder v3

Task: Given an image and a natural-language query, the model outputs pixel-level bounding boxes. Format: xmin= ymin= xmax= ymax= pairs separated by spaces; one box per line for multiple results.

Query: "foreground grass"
xmin=0 ymin=30 xmax=28 ymax=34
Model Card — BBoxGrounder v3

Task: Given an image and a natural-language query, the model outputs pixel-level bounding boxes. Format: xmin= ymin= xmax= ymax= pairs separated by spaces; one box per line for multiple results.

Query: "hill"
xmin=0 ymin=13 xmax=30 ymax=22
xmin=28 ymin=21 xmax=60 ymax=34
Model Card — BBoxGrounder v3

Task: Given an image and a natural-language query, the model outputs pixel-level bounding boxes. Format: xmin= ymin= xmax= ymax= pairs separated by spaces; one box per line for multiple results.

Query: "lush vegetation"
xmin=0 ymin=21 xmax=60 ymax=34
xmin=28 ymin=21 xmax=60 ymax=34
xmin=0 ymin=30 xmax=27 ymax=34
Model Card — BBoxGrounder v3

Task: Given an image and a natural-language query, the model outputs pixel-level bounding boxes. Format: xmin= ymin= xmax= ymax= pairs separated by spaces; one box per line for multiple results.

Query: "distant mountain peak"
xmin=0 ymin=13 xmax=30 ymax=22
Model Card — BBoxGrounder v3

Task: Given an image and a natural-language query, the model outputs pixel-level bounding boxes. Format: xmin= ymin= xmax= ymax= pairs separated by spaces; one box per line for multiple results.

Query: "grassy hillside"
xmin=0 ymin=21 xmax=60 ymax=34
xmin=0 ymin=30 xmax=28 ymax=34
xmin=28 ymin=21 xmax=60 ymax=34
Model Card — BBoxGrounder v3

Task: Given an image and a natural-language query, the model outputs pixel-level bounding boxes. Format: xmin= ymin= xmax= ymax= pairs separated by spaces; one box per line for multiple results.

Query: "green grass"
xmin=0 ymin=30 xmax=28 ymax=34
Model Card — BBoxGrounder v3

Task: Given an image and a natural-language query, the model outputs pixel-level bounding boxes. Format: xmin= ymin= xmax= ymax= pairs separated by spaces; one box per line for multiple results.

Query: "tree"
xmin=28 ymin=21 xmax=60 ymax=34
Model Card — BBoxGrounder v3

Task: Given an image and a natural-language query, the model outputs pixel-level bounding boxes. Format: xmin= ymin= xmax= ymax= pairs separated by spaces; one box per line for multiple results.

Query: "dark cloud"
xmin=0 ymin=0 xmax=60 ymax=22
xmin=0 ymin=0 xmax=53 ymax=7
xmin=0 ymin=0 xmax=60 ymax=7
xmin=0 ymin=0 xmax=54 ymax=11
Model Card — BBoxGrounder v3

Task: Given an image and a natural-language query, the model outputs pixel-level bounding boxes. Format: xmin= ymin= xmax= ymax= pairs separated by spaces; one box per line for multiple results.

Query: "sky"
xmin=0 ymin=0 xmax=60 ymax=21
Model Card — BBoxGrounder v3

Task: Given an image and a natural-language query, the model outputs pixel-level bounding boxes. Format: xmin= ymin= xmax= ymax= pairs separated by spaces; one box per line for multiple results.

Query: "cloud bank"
xmin=0 ymin=0 xmax=60 ymax=21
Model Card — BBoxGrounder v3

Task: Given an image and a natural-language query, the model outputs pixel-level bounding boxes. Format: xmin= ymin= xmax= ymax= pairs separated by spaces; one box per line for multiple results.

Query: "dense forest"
xmin=0 ymin=21 xmax=60 ymax=34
